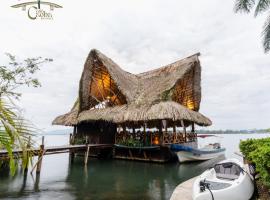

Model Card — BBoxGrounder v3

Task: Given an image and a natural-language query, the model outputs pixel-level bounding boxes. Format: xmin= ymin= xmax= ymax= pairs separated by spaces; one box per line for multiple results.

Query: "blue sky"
xmin=1 ymin=0 xmax=270 ymax=131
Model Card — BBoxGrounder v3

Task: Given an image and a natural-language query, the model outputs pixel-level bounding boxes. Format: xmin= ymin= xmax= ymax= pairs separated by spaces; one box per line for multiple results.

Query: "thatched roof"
xmin=52 ymin=49 xmax=211 ymax=127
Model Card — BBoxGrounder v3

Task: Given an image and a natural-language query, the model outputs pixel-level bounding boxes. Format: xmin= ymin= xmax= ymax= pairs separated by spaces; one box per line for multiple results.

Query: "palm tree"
xmin=0 ymin=53 xmax=52 ymax=175
xmin=234 ymin=0 xmax=270 ymax=53
xmin=0 ymin=97 xmax=34 ymax=175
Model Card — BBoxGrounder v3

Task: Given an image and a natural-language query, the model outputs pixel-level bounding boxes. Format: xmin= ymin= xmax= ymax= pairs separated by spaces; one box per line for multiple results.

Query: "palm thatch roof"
xmin=52 ymin=49 xmax=211 ymax=127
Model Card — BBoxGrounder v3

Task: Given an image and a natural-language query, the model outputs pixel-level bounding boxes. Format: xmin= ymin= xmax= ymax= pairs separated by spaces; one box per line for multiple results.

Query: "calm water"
xmin=0 ymin=133 xmax=269 ymax=200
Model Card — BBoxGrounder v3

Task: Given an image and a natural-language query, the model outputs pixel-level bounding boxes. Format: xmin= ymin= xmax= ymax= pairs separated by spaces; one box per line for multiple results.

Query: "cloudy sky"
xmin=1 ymin=0 xmax=270 ymax=131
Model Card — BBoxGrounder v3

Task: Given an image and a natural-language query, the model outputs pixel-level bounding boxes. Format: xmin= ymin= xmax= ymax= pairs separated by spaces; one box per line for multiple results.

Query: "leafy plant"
xmin=234 ymin=0 xmax=270 ymax=53
xmin=0 ymin=53 xmax=52 ymax=175
xmin=240 ymin=137 xmax=270 ymax=186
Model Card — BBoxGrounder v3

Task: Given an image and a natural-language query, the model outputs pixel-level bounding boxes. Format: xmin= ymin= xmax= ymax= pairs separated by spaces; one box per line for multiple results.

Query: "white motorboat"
xmin=171 ymin=143 xmax=226 ymax=163
xmin=192 ymin=158 xmax=254 ymax=200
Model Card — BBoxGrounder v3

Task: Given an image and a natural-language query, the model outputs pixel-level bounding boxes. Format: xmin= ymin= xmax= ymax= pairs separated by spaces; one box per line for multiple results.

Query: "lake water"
xmin=0 ymin=133 xmax=269 ymax=200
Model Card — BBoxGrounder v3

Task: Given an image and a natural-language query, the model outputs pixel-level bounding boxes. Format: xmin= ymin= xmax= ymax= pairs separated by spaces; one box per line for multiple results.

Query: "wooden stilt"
xmin=24 ymin=136 xmax=31 ymax=174
xmin=173 ymin=121 xmax=176 ymax=144
xmin=181 ymin=120 xmax=187 ymax=142
xmin=159 ymin=121 xmax=163 ymax=144
xmin=143 ymin=151 xmax=147 ymax=159
xmin=36 ymin=136 xmax=45 ymax=174
xmin=70 ymin=130 xmax=75 ymax=164
xmin=143 ymin=122 xmax=146 ymax=145
xmin=84 ymin=145 xmax=90 ymax=165
xmin=128 ymin=149 xmax=133 ymax=159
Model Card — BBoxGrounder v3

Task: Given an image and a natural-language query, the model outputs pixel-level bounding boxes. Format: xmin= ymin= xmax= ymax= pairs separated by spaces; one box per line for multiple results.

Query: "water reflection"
xmin=65 ymin=157 xmax=223 ymax=200
xmin=1 ymin=133 xmax=269 ymax=200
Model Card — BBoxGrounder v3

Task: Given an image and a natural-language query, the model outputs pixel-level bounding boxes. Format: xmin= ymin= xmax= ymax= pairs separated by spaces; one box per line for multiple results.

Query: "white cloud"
xmin=1 ymin=0 xmax=269 ymax=130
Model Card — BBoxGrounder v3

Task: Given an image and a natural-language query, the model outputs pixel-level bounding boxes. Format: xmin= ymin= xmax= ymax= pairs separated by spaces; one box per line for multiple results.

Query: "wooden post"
xmin=191 ymin=122 xmax=195 ymax=133
xmin=24 ymin=136 xmax=31 ymax=173
xmin=36 ymin=136 xmax=45 ymax=174
xmin=84 ymin=145 xmax=90 ymax=165
xmin=181 ymin=120 xmax=187 ymax=142
xmin=85 ymin=135 xmax=89 ymax=144
xmin=143 ymin=122 xmax=146 ymax=145
xmin=191 ymin=122 xmax=196 ymax=141
xmin=173 ymin=121 xmax=176 ymax=144
xmin=70 ymin=129 xmax=75 ymax=164
xmin=159 ymin=121 xmax=163 ymax=144
xmin=132 ymin=126 xmax=136 ymax=139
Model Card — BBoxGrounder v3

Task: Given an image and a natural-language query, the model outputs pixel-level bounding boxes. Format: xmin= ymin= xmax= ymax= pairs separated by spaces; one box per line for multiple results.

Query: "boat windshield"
xmin=214 ymin=162 xmax=242 ymax=180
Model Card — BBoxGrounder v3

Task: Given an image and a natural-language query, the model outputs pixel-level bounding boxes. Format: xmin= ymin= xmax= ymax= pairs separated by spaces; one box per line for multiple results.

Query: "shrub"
xmin=240 ymin=137 xmax=270 ymax=187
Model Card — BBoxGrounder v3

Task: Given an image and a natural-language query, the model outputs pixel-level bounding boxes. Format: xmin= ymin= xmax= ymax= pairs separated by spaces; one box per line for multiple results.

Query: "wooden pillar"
xmin=143 ymin=122 xmax=146 ymax=145
xmin=70 ymin=128 xmax=75 ymax=164
xmin=173 ymin=121 xmax=176 ymax=144
xmin=181 ymin=120 xmax=187 ymax=142
xmin=85 ymin=135 xmax=89 ymax=144
xmin=191 ymin=122 xmax=195 ymax=133
xmin=84 ymin=145 xmax=90 ymax=165
xmin=159 ymin=121 xmax=163 ymax=144
xmin=36 ymin=136 xmax=45 ymax=174
xmin=24 ymin=136 xmax=31 ymax=173
xmin=132 ymin=126 xmax=136 ymax=139
xmin=191 ymin=122 xmax=196 ymax=141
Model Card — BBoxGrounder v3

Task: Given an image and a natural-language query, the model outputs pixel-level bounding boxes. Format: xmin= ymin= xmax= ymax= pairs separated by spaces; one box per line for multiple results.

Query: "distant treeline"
xmin=197 ymin=129 xmax=270 ymax=134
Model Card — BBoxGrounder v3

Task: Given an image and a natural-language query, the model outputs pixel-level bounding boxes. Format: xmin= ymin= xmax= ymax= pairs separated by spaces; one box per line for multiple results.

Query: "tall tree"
xmin=0 ymin=53 xmax=52 ymax=175
xmin=234 ymin=0 xmax=270 ymax=53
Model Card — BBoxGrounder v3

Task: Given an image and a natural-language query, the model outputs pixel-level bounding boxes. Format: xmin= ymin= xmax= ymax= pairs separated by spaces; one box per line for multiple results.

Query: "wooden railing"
xmin=115 ymin=131 xmax=197 ymax=145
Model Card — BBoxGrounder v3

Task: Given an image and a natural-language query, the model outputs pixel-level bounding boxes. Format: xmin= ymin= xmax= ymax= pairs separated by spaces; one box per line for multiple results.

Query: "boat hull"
xmin=192 ymin=159 xmax=254 ymax=200
xmin=176 ymin=150 xmax=225 ymax=163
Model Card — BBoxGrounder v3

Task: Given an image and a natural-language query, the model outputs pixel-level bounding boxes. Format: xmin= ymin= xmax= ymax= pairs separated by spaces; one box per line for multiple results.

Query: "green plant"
xmin=240 ymin=137 xmax=270 ymax=187
xmin=0 ymin=53 xmax=52 ymax=175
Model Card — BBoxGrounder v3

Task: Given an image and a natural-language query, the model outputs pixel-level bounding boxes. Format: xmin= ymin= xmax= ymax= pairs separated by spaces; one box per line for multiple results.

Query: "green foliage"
xmin=0 ymin=53 xmax=52 ymax=175
xmin=0 ymin=53 xmax=53 ymax=99
xmin=240 ymin=137 xmax=270 ymax=186
xmin=234 ymin=0 xmax=270 ymax=53
xmin=118 ymin=138 xmax=144 ymax=147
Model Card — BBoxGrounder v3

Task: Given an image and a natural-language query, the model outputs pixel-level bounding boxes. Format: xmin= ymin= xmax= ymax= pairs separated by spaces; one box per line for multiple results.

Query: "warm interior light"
xmin=153 ymin=136 xmax=159 ymax=145
xmin=186 ymin=99 xmax=195 ymax=110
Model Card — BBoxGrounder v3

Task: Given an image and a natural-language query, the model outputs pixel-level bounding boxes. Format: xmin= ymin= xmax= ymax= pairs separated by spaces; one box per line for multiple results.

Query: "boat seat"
xmin=204 ymin=180 xmax=232 ymax=190
xmin=214 ymin=162 xmax=242 ymax=180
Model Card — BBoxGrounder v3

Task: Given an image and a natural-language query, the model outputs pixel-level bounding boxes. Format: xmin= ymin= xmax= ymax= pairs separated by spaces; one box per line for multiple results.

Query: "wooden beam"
xmin=91 ymin=76 xmax=105 ymax=101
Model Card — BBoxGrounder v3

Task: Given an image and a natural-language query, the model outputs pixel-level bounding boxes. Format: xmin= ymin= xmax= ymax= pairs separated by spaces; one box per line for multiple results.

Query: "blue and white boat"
xmin=171 ymin=143 xmax=226 ymax=163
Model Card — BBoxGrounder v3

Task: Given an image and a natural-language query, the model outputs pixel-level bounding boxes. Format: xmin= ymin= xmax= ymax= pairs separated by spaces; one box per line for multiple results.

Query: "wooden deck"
xmin=0 ymin=144 xmax=113 ymax=158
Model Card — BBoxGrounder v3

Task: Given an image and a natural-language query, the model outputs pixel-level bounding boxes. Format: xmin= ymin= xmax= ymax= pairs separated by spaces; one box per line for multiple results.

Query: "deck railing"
xmin=115 ymin=131 xmax=197 ymax=145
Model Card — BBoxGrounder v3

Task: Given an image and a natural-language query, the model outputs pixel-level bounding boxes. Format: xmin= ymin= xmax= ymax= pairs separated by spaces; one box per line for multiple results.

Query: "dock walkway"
xmin=0 ymin=144 xmax=112 ymax=158
xmin=170 ymin=177 xmax=197 ymax=200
